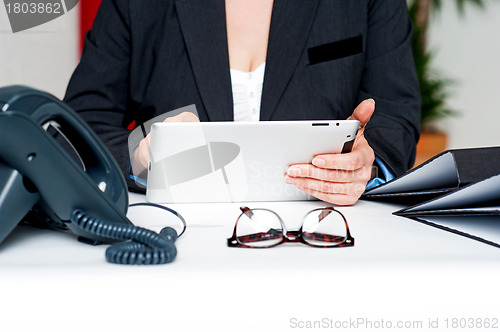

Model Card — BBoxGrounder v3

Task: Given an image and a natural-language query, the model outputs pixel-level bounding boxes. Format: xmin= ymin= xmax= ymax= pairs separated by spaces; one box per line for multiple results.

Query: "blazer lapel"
xmin=260 ymin=0 xmax=320 ymax=121
xmin=175 ymin=0 xmax=233 ymax=121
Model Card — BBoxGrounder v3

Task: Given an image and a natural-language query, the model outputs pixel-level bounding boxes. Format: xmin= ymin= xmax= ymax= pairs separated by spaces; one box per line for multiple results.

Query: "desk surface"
xmin=1 ymin=194 xmax=500 ymax=332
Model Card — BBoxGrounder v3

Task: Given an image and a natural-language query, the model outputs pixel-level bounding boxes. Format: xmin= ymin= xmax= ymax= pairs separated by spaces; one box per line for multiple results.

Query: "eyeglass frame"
xmin=227 ymin=206 xmax=354 ymax=248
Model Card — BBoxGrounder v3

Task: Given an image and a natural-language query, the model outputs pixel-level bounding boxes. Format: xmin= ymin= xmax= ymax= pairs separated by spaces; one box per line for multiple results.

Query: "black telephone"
xmin=0 ymin=86 xmax=180 ymax=264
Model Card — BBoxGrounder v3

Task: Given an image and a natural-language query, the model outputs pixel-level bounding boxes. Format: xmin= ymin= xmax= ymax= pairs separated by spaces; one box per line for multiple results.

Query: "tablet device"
xmin=146 ymin=120 xmax=359 ymax=203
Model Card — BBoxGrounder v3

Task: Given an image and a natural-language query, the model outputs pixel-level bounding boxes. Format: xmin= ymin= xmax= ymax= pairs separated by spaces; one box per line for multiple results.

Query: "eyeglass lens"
xmin=235 ymin=209 xmax=284 ymax=248
xmin=301 ymin=209 xmax=348 ymax=246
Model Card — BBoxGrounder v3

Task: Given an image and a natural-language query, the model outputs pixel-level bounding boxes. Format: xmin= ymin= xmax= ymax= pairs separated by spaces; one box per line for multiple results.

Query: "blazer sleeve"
xmin=63 ymin=0 xmax=142 ymax=191
xmin=360 ymin=0 xmax=421 ymax=177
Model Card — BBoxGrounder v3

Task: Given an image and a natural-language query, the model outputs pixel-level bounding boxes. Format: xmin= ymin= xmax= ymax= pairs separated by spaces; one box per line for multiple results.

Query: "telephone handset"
xmin=0 ymin=86 xmax=181 ymax=264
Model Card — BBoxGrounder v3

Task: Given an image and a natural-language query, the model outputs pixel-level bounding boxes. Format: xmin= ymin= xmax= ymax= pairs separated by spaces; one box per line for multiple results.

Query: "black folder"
xmin=362 ymin=147 xmax=500 ymax=205
xmin=393 ymin=173 xmax=500 ymax=248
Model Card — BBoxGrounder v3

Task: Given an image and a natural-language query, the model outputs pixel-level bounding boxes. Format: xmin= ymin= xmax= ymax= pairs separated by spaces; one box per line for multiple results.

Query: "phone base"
xmin=0 ymin=162 xmax=40 ymax=244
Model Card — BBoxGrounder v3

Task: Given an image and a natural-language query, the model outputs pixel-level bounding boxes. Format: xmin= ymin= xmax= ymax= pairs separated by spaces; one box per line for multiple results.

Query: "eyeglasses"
xmin=227 ymin=206 xmax=354 ymax=248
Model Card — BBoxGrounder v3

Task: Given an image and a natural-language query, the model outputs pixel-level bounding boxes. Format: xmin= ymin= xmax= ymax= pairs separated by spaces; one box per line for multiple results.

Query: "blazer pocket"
xmin=308 ymin=35 xmax=363 ymax=65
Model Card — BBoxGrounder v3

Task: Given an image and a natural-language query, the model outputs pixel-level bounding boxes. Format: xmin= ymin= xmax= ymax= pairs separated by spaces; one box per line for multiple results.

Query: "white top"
xmin=230 ymin=62 xmax=266 ymax=122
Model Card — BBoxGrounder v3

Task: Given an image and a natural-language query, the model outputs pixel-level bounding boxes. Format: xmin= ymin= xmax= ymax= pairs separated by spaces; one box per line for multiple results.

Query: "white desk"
xmin=1 ymin=193 xmax=500 ymax=332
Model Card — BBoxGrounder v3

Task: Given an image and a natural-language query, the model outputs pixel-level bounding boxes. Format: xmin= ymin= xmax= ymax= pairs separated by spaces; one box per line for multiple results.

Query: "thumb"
xmin=347 ymin=98 xmax=375 ymax=128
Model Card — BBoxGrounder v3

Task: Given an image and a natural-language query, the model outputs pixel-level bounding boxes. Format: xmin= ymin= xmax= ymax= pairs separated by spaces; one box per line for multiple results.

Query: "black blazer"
xmin=64 ymin=0 xmax=421 ymax=192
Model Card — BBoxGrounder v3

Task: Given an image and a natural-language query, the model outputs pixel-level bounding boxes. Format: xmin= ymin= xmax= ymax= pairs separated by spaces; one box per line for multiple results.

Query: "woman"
xmin=64 ymin=0 xmax=421 ymax=205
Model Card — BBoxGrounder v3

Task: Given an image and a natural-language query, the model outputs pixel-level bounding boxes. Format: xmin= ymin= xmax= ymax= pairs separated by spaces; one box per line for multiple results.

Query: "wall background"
xmin=428 ymin=0 xmax=500 ymax=149
xmin=0 ymin=3 xmax=79 ymax=99
xmin=0 ymin=1 xmax=499 ymax=149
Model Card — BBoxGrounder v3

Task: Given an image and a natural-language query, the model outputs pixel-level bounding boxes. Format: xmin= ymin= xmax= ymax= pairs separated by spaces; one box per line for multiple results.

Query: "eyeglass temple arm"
xmin=233 ymin=230 xmax=350 ymax=244
xmin=301 ymin=231 xmax=353 ymax=244
xmin=318 ymin=207 xmax=335 ymax=222
xmin=230 ymin=229 xmax=282 ymax=243
xmin=240 ymin=206 xmax=253 ymax=218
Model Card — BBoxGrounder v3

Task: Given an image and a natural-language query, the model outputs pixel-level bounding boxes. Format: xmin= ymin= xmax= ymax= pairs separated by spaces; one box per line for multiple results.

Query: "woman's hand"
xmin=285 ymin=99 xmax=376 ymax=205
xmin=131 ymin=112 xmax=200 ymax=176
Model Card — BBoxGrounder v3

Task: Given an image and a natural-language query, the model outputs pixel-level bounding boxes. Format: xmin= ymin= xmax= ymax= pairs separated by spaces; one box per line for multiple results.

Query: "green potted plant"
xmin=408 ymin=0 xmax=490 ymax=165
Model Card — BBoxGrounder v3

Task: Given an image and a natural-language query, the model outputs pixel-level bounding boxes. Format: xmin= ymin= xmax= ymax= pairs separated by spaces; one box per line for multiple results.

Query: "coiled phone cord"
xmin=70 ymin=209 xmax=178 ymax=265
